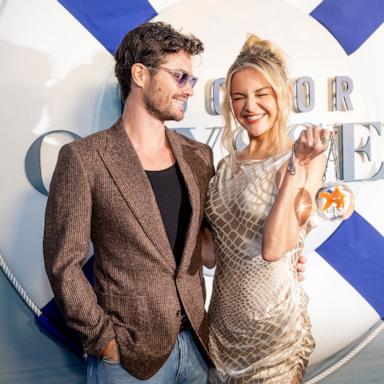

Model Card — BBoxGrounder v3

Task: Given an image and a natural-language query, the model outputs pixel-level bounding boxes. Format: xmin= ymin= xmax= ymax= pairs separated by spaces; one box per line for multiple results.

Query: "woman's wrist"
xmin=288 ymin=143 xmax=309 ymax=175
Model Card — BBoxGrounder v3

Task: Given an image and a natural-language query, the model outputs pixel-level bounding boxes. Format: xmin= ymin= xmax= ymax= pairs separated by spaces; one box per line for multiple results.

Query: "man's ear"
xmin=131 ymin=63 xmax=148 ymax=88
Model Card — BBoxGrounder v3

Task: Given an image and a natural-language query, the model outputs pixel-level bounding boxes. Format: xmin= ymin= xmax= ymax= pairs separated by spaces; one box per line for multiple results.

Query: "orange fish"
xmin=319 ymin=187 xmax=345 ymax=210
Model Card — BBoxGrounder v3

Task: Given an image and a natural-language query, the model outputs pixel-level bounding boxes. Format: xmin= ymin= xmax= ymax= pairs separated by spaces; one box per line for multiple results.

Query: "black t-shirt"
xmin=146 ymin=163 xmax=191 ymax=266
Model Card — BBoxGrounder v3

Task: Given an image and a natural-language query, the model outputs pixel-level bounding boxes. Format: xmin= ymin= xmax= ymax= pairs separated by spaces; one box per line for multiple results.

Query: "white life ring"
xmin=0 ymin=0 xmax=383 ymax=380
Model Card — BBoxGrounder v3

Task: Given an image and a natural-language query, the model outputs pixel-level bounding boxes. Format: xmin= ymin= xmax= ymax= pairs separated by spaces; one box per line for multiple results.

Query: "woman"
xmin=204 ymin=35 xmax=330 ymax=383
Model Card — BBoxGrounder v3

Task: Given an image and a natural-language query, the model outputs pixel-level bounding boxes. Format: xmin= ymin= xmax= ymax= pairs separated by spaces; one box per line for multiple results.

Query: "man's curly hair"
xmin=115 ymin=22 xmax=204 ymax=101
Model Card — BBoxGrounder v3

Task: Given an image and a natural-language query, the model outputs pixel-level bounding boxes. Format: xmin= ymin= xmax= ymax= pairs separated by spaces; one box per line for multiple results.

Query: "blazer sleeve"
xmin=207 ymin=144 xmax=215 ymax=179
xmin=43 ymin=143 xmax=116 ymax=357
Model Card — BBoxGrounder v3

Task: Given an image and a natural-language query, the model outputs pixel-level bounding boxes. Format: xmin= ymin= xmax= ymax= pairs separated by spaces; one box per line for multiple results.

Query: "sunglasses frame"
xmin=147 ymin=66 xmax=198 ymax=88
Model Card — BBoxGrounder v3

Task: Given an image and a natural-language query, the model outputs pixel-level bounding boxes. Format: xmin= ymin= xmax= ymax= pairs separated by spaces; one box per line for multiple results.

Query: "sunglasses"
xmin=148 ymin=66 xmax=198 ymax=88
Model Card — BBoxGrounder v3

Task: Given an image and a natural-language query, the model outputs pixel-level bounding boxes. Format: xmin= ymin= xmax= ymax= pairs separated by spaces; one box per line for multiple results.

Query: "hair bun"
xmin=240 ymin=34 xmax=286 ymax=72
xmin=241 ymin=34 xmax=272 ymax=52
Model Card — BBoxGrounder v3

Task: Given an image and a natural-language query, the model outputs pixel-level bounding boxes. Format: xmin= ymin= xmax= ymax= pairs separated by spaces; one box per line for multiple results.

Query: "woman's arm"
xmin=202 ymin=226 xmax=216 ymax=268
xmin=262 ymin=126 xmax=329 ymax=262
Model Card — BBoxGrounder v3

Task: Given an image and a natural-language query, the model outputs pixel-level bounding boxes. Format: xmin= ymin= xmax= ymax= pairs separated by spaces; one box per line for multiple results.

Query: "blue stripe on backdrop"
xmin=316 ymin=211 xmax=384 ymax=318
xmin=0 ymin=272 xmax=85 ymax=382
xmin=311 ymin=0 xmax=384 ymax=55
xmin=57 ymin=0 xmax=157 ymax=54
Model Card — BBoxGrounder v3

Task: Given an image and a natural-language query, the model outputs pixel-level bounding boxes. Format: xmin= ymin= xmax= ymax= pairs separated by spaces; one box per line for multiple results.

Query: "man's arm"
xmin=43 ymin=144 xmax=115 ymax=357
xmin=202 ymin=226 xmax=215 ymax=268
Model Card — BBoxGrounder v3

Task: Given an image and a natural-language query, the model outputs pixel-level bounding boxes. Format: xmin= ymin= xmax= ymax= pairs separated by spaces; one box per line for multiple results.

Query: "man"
xmin=44 ymin=22 xmax=214 ymax=383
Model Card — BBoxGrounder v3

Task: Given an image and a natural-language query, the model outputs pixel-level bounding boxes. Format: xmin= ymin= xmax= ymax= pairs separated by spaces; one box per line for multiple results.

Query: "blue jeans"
xmin=87 ymin=329 xmax=209 ymax=383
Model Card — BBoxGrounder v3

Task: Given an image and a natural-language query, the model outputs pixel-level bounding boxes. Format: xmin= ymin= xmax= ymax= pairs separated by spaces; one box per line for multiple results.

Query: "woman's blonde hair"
xmin=222 ymin=34 xmax=292 ymax=158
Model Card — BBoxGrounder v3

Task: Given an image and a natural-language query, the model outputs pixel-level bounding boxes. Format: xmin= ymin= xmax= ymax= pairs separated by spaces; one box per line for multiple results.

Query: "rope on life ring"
xmin=0 ymin=252 xmax=42 ymax=317
xmin=304 ymin=320 xmax=384 ymax=383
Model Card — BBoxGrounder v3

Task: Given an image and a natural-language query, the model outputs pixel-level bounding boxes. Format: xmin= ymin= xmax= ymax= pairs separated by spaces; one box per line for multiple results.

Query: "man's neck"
xmin=121 ymin=98 xmax=175 ymax=171
xmin=122 ymin=99 xmax=167 ymax=153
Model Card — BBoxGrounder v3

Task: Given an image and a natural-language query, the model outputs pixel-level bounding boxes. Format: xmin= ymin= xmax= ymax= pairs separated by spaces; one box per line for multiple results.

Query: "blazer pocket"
xmin=97 ymin=292 xmax=147 ymax=338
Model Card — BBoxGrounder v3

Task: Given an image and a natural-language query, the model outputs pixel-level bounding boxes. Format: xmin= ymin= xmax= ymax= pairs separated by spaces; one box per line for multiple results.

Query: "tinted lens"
xmin=177 ymin=72 xmax=190 ymax=87
xmin=178 ymin=72 xmax=198 ymax=88
xmin=153 ymin=67 xmax=198 ymax=88
xmin=189 ymin=76 xmax=198 ymax=88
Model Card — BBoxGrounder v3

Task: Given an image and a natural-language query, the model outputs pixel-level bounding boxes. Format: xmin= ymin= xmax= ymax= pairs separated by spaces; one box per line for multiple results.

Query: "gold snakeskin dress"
xmin=206 ymin=151 xmax=315 ymax=384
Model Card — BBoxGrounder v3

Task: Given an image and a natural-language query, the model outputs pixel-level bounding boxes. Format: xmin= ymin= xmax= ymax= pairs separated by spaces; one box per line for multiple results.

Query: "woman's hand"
xmin=294 ymin=125 xmax=331 ymax=164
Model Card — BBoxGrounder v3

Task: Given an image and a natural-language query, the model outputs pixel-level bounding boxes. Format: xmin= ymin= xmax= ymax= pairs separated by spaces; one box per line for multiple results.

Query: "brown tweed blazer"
xmin=43 ymin=118 xmax=215 ymax=379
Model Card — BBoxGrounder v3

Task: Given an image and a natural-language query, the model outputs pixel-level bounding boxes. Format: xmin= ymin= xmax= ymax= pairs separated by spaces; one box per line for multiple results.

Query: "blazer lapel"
xmin=166 ymin=129 xmax=201 ymax=275
xmin=98 ymin=120 xmax=176 ymax=270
